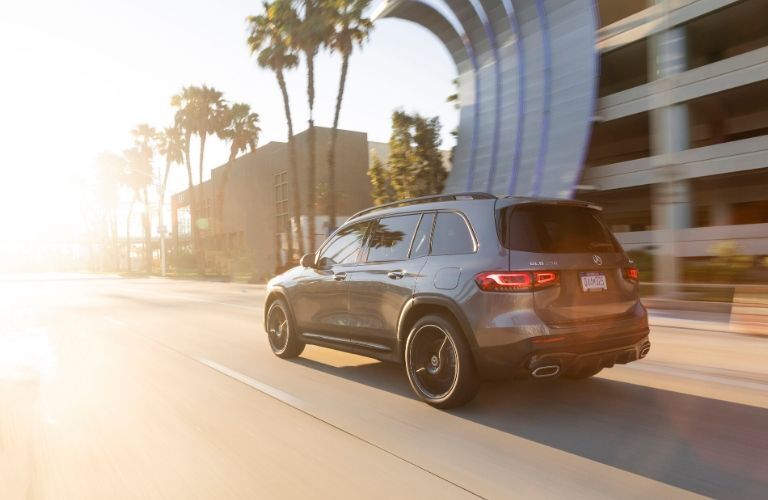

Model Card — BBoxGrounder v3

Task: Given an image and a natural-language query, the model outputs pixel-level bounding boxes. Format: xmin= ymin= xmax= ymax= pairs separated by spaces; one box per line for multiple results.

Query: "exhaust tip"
xmin=639 ymin=345 xmax=651 ymax=358
xmin=532 ymin=365 xmax=560 ymax=378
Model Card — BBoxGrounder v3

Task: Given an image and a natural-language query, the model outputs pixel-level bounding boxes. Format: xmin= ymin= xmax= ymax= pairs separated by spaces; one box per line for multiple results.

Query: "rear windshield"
xmin=503 ymin=205 xmax=621 ymax=253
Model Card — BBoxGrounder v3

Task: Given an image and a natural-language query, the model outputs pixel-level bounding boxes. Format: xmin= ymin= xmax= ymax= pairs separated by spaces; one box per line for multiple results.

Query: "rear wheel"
xmin=564 ymin=366 xmax=603 ymax=379
xmin=405 ymin=314 xmax=479 ymax=409
xmin=266 ymin=299 xmax=305 ymax=359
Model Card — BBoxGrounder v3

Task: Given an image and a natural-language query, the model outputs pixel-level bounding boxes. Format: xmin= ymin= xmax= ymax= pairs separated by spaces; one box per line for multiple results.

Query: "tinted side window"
xmin=366 ymin=214 xmax=421 ymax=262
xmin=409 ymin=213 xmax=435 ymax=259
xmin=431 ymin=212 xmax=475 ymax=256
xmin=317 ymin=222 xmax=369 ymax=266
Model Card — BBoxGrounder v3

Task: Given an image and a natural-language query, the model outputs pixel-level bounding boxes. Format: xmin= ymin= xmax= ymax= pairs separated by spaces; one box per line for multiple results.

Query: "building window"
xmin=274 ymin=171 xmax=289 ymax=234
xmin=732 ymin=201 xmax=768 ymax=225
xmin=177 ymin=207 xmax=191 ymax=238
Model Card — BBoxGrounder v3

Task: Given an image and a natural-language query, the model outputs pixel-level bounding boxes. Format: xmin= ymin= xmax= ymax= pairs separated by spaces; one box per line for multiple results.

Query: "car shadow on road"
xmin=293 ymin=357 xmax=768 ymax=498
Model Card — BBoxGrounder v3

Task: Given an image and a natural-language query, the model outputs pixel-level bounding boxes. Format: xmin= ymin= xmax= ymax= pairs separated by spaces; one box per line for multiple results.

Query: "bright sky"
xmin=0 ymin=0 xmax=457 ymax=244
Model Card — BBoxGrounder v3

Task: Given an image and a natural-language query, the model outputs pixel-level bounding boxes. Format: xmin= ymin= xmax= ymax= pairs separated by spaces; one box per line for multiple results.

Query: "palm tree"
xmin=131 ymin=124 xmax=158 ymax=274
xmin=171 ymin=85 xmax=226 ymax=273
xmin=156 ymin=125 xmax=186 ymax=275
xmin=285 ymin=0 xmax=332 ymax=251
xmin=171 ymin=87 xmax=199 ymax=265
xmin=248 ymin=2 xmax=305 ymax=258
xmin=95 ymin=152 xmax=126 ymax=270
xmin=123 ymin=146 xmax=153 ymax=273
xmin=217 ymin=103 xmax=261 ymax=241
xmin=325 ymin=0 xmax=372 ymax=231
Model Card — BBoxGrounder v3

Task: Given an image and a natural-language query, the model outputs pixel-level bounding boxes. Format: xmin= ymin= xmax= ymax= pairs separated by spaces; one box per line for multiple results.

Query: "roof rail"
xmin=349 ymin=192 xmax=496 ymax=221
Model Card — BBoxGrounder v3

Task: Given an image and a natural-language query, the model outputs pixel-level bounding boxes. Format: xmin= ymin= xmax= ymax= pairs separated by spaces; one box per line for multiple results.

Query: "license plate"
xmin=580 ymin=272 xmax=607 ymax=292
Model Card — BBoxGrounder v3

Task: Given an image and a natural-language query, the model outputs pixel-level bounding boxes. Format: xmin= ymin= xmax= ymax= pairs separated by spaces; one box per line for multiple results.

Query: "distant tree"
xmin=217 ymin=103 xmax=261 ymax=240
xmin=325 ymin=0 xmax=373 ymax=230
xmin=367 ymin=151 xmax=394 ymax=205
xmin=382 ymin=111 xmax=448 ymax=201
xmin=131 ymin=124 xmax=158 ymax=274
xmin=170 ymin=85 xmax=227 ymax=273
xmin=171 ymin=86 xmax=202 ymax=269
xmin=156 ymin=125 xmax=186 ymax=273
xmin=248 ymin=2 xmax=304 ymax=258
xmin=94 ymin=152 xmax=126 ymax=270
xmin=411 ymin=115 xmax=447 ymax=195
xmin=122 ymin=145 xmax=153 ymax=273
xmin=286 ymin=0 xmax=334 ymax=251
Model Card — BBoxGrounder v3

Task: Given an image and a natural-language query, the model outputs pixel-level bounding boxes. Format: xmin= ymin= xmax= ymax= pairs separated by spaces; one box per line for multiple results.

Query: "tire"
xmin=564 ymin=366 xmax=603 ymax=380
xmin=266 ymin=299 xmax=305 ymax=359
xmin=404 ymin=314 xmax=479 ymax=409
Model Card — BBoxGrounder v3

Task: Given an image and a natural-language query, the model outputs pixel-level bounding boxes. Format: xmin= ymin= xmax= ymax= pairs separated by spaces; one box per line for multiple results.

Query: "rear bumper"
xmin=475 ymin=328 xmax=650 ymax=379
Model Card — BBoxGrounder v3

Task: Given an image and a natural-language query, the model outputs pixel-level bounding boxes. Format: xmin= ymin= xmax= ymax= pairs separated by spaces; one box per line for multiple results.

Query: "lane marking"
xmin=199 ymin=358 xmax=307 ymax=409
xmin=196 ymin=357 xmax=484 ymax=499
xmin=102 ymin=315 xmax=126 ymax=326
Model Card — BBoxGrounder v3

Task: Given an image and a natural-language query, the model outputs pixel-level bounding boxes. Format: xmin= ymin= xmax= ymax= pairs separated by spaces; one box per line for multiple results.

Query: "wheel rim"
xmin=267 ymin=304 xmax=289 ymax=353
xmin=408 ymin=324 xmax=458 ymax=400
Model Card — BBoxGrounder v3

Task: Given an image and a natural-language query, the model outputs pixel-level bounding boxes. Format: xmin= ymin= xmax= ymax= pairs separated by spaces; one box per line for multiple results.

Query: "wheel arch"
xmin=397 ymin=295 xmax=479 ymax=363
xmin=264 ymin=288 xmax=293 ymax=331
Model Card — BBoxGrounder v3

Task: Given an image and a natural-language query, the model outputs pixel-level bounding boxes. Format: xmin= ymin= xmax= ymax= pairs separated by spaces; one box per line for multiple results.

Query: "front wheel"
xmin=266 ymin=299 xmax=305 ymax=359
xmin=405 ymin=314 xmax=479 ymax=409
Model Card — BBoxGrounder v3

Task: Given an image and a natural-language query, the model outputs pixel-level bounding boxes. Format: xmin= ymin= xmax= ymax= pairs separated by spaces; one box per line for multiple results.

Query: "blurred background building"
xmin=579 ymin=0 xmax=768 ymax=282
xmin=171 ymin=128 xmax=375 ymax=278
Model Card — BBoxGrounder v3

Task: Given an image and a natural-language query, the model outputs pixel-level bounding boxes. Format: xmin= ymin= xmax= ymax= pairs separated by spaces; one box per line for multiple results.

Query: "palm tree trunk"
xmin=184 ymin=142 xmax=202 ymax=274
xmin=142 ymin=186 xmax=152 ymax=274
xmin=197 ymin=134 xmax=207 ymax=274
xmin=126 ymin=191 xmax=138 ymax=273
xmin=111 ymin=210 xmax=119 ymax=270
xmin=159 ymin=157 xmax=171 ymax=276
xmin=327 ymin=52 xmax=350 ymax=234
xmin=277 ymin=69 xmax=303 ymax=259
xmin=306 ymin=53 xmax=317 ymax=252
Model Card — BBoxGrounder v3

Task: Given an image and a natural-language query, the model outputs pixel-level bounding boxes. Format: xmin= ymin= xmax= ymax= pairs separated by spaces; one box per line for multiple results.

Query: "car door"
xmin=347 ymin=212 xmax=434 ymax=351
xmin=291 ymin=221 xmax=371 ymax=336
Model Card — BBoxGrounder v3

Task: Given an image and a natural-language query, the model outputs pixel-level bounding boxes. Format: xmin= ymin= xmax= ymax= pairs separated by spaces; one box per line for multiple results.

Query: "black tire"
xmin=564 ymin=366 xmax=603 ymax=379
xmin=266 ymin=299 xmax=305 ymax=359
xmin=404 ymin=314 xmax=479 ymax=409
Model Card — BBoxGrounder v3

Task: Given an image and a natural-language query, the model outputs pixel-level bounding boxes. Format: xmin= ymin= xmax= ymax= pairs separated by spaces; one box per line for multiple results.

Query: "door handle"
xmin=333 ymin=272 xmax=347 ymax=281
xmin=387 ymin=270 xmax=405 ymax=280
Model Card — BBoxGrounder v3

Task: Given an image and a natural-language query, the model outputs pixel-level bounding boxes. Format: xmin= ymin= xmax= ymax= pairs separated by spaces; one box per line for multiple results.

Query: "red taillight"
xmin=623 ymin=266 xmax=639 ymax=282
xmin=474 ymin=271 xmax=559 ymax=292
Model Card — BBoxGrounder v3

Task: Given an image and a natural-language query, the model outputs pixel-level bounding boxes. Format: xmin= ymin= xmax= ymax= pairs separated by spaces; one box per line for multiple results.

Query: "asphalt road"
xmin=1 ymin=275 xmax=767 ymax=499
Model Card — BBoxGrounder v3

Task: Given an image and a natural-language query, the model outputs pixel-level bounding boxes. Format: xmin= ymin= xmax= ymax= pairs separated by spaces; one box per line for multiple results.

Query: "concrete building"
xmin=579 ymin=0 xmax=768 ymax=277
xmin=378 ymin=0 xmax=768 ymax=281
xmin=171 ymin=127 xmax=373 ymax=279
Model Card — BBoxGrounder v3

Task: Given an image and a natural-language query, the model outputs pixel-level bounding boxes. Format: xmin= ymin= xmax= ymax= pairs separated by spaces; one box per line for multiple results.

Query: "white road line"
xmin=195 ymin=357 xmax=483 ymax=498
xmin=102 ymin=315 xmax=126 ymax=326
xmin=198 ymin=358 xmax=307 ymax=409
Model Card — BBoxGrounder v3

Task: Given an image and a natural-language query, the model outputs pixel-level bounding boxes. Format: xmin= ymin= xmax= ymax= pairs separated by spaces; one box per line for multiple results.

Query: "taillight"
xmin=474 ymin=271 xmax=559 ymax=292
xmin=623 ymin=266 xmax=639 ymax=282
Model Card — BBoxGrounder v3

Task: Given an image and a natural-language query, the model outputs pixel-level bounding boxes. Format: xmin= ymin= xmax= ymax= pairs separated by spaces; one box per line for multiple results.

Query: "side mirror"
xmin=300 ymin=253 xmax=316 ymax=268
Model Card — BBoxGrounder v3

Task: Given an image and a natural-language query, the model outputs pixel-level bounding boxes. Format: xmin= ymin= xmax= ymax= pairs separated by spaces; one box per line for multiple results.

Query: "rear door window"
xmin=366 ymin=214 xmax=421 ymax=262
xmin=431 ymin=212 xmax=476 ymax=256
xmin=504 ymin=205 xmax=620 ymax=253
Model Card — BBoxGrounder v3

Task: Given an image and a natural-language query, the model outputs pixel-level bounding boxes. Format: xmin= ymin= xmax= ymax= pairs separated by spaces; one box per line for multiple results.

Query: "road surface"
xmin=1 ymin=275 xmax=767 ymax=499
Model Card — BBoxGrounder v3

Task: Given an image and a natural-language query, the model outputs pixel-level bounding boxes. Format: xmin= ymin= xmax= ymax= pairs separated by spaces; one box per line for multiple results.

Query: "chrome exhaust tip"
xmin=639 ymin=345 xmax=651 ymax=358
xmin=531 ymin=365 xmax=560 ymax=378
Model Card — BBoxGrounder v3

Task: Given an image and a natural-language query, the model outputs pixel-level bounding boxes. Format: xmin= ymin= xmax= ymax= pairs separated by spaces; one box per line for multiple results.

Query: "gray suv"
xmin=265 ymin=193 xmax=650 ymax=408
